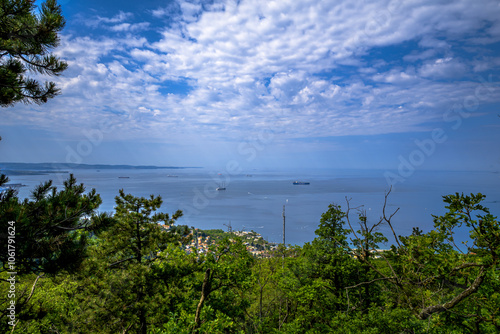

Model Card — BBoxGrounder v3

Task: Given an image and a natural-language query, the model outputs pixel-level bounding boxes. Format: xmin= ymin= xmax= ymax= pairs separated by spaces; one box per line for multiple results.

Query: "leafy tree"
xmin=0 ymin=174 xmax=103 ymax=332
xmin=3 ymin=181 xmax=499 ymax=333
xmin=77 ymin=190 xmax=186 ymax=334
xmin=342 ymin=191 xmax=500 ymax=332
xmin=192 ymin=236 xmax=254 ymax=333
xmin=0 ymin=0 xmax=67 ymax=106
xmin=270 ymin=204 xmax=376 ymax=333
xmin=246 ymin=252 xmax=283 ymax=332
xmin=305 ymin=203 xmax=358 ymax=298
xmin=0 ymin=187 xmax=193 ymax=334
xmin=2 ymin=272 xmax=83 ymax=333
xmin=0 ymin=174 xmax=102 ymax=275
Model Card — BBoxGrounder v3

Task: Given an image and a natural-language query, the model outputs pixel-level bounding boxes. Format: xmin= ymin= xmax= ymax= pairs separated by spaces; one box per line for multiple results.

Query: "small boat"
xmin=118 ymin=176 xmax=130 ymax=179
xmin=293 ymin=181 xmax=310 ymax=185
xmin=0 ymin=183 xmax=25 ymax=193
xmin=216 ymin=182 xmax=226 ymax=191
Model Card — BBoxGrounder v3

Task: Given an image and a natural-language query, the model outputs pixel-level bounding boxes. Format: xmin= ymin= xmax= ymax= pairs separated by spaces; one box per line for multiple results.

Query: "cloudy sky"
xmin=1 ymin=0 xmax=500 ymax=171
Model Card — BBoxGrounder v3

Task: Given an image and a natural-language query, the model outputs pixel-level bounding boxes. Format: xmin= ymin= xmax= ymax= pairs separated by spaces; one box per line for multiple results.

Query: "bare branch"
xmin=417 ymin=267 xmax=487 ymax=320
xmin=382 ymin=186 xmax=401 ymax=248
xmin=345 ymin=197 xmax=361 ymax=243
xmin=417 ymin=262 xmax=485 ymax=287
xmin=23 ymin=275 xmax=44 ymax=306
xmin=373 ymin=249 xmax=399 ymax=281
xmin=107 ymin=257 xmax=135 ymax=268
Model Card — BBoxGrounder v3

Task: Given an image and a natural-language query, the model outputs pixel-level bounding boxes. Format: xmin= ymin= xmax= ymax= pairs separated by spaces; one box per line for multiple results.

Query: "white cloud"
xmin=100 ymin=11 xmax=134 ymax=23
xmin=418 ymin=57 xmax=468 ymax=79
xmin=472 ymin=57 xmax=500 ymax=73
xmin=151 ymin=3 xmax=181 ymax=19
xmin=372 ymin=69 xmax=419 ymax=84
xmin=403 ymin=49 xmax=437 ymax=62
xmin=81 ymin=11 xmax=151 ymax=33
xmin=5 ymin=0 xmax=500 ymax=147
xmin=83 ymin=11 xmax=134 ymax=28
xmin=109 ymin=22 xmax=150 ymax=32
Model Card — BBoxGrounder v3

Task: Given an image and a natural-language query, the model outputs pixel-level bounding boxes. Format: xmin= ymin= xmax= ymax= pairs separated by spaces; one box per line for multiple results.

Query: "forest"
xmin=1 ymin=174 xmax=499 ymax=333
xmin=1 ymin=1 xmax=500 ymax=332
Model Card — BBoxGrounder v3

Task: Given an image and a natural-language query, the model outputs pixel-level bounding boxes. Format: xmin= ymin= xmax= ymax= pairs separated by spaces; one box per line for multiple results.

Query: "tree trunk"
xmin=193 ymin=268 xmax=211 ymax=333
xmin=139 ymin=309 xmax=147 ymax=334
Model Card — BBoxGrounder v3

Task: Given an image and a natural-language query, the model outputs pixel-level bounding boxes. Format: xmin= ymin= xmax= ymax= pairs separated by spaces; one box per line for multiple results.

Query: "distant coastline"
xmin=0 ymin=162 xmax=201 ymax=176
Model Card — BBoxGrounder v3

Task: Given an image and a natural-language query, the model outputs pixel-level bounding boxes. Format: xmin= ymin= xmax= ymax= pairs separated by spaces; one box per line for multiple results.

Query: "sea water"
xmin=8 ymin=168 xmax=500 ymax=247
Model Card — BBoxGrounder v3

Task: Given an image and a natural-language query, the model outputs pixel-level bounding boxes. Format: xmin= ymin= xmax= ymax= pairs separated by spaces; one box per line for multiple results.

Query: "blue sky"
xmin=1 ymin=0 xmax=500 ymax=173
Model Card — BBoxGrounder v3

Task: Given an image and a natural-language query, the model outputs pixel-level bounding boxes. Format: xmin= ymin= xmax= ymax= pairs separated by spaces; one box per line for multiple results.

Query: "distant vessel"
xmin=118 ymin=176 xmax=130 ymax=179
xmin=167 ymin=175 xmax=178 ymax=178
xmin=216 ymin=183 xmax=226 ymax=191
xmin=293 ymin=181 xmax=310 ymax=185
xmin=0 ymin=183 xmax=25 ymax=193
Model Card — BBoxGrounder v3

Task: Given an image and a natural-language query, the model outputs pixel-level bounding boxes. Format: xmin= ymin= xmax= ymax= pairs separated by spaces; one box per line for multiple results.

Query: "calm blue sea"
xmin=8 ymin=168 xmax=500 ymax=246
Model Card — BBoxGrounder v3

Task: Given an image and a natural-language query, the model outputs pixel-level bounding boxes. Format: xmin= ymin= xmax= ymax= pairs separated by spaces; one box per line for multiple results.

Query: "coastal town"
xmin=180 ymin=227 xmax=279 ymax=257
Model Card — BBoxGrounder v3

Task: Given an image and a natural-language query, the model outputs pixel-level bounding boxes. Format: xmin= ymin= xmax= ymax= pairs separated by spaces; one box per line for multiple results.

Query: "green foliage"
xmin=0 ymin=0 xmax=67 ymax=106
xmin=2 ymin=178 xmax=499 ymax=333
xmin=434 ymin=192 xmax=500 ymax=262
xmin=345 ymin=192 xmax=500 ymax=329
xmin=314 ymin=203 xmax=349 ymax=244
xmin=0 ymin=174 xmax=102 ymax=275
xmin=0 ymin=175 xmax=103 ymax=333
xmin=78 ymin=190 xmax=186 ymax=334
xmin=102 ymin=189 xmax=184 ymax=263
xmin=2 ymin=273 xmax=82 ymax=333
xmin=326 ymin=306 xmax=424 ymax=334
xmin=192 ymin=236 xmax=254 ymax=332
xmin=149 ymin=311 xmax=193 ymax=334
xmin=198 ymin=229 xmax=226 ymax=239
